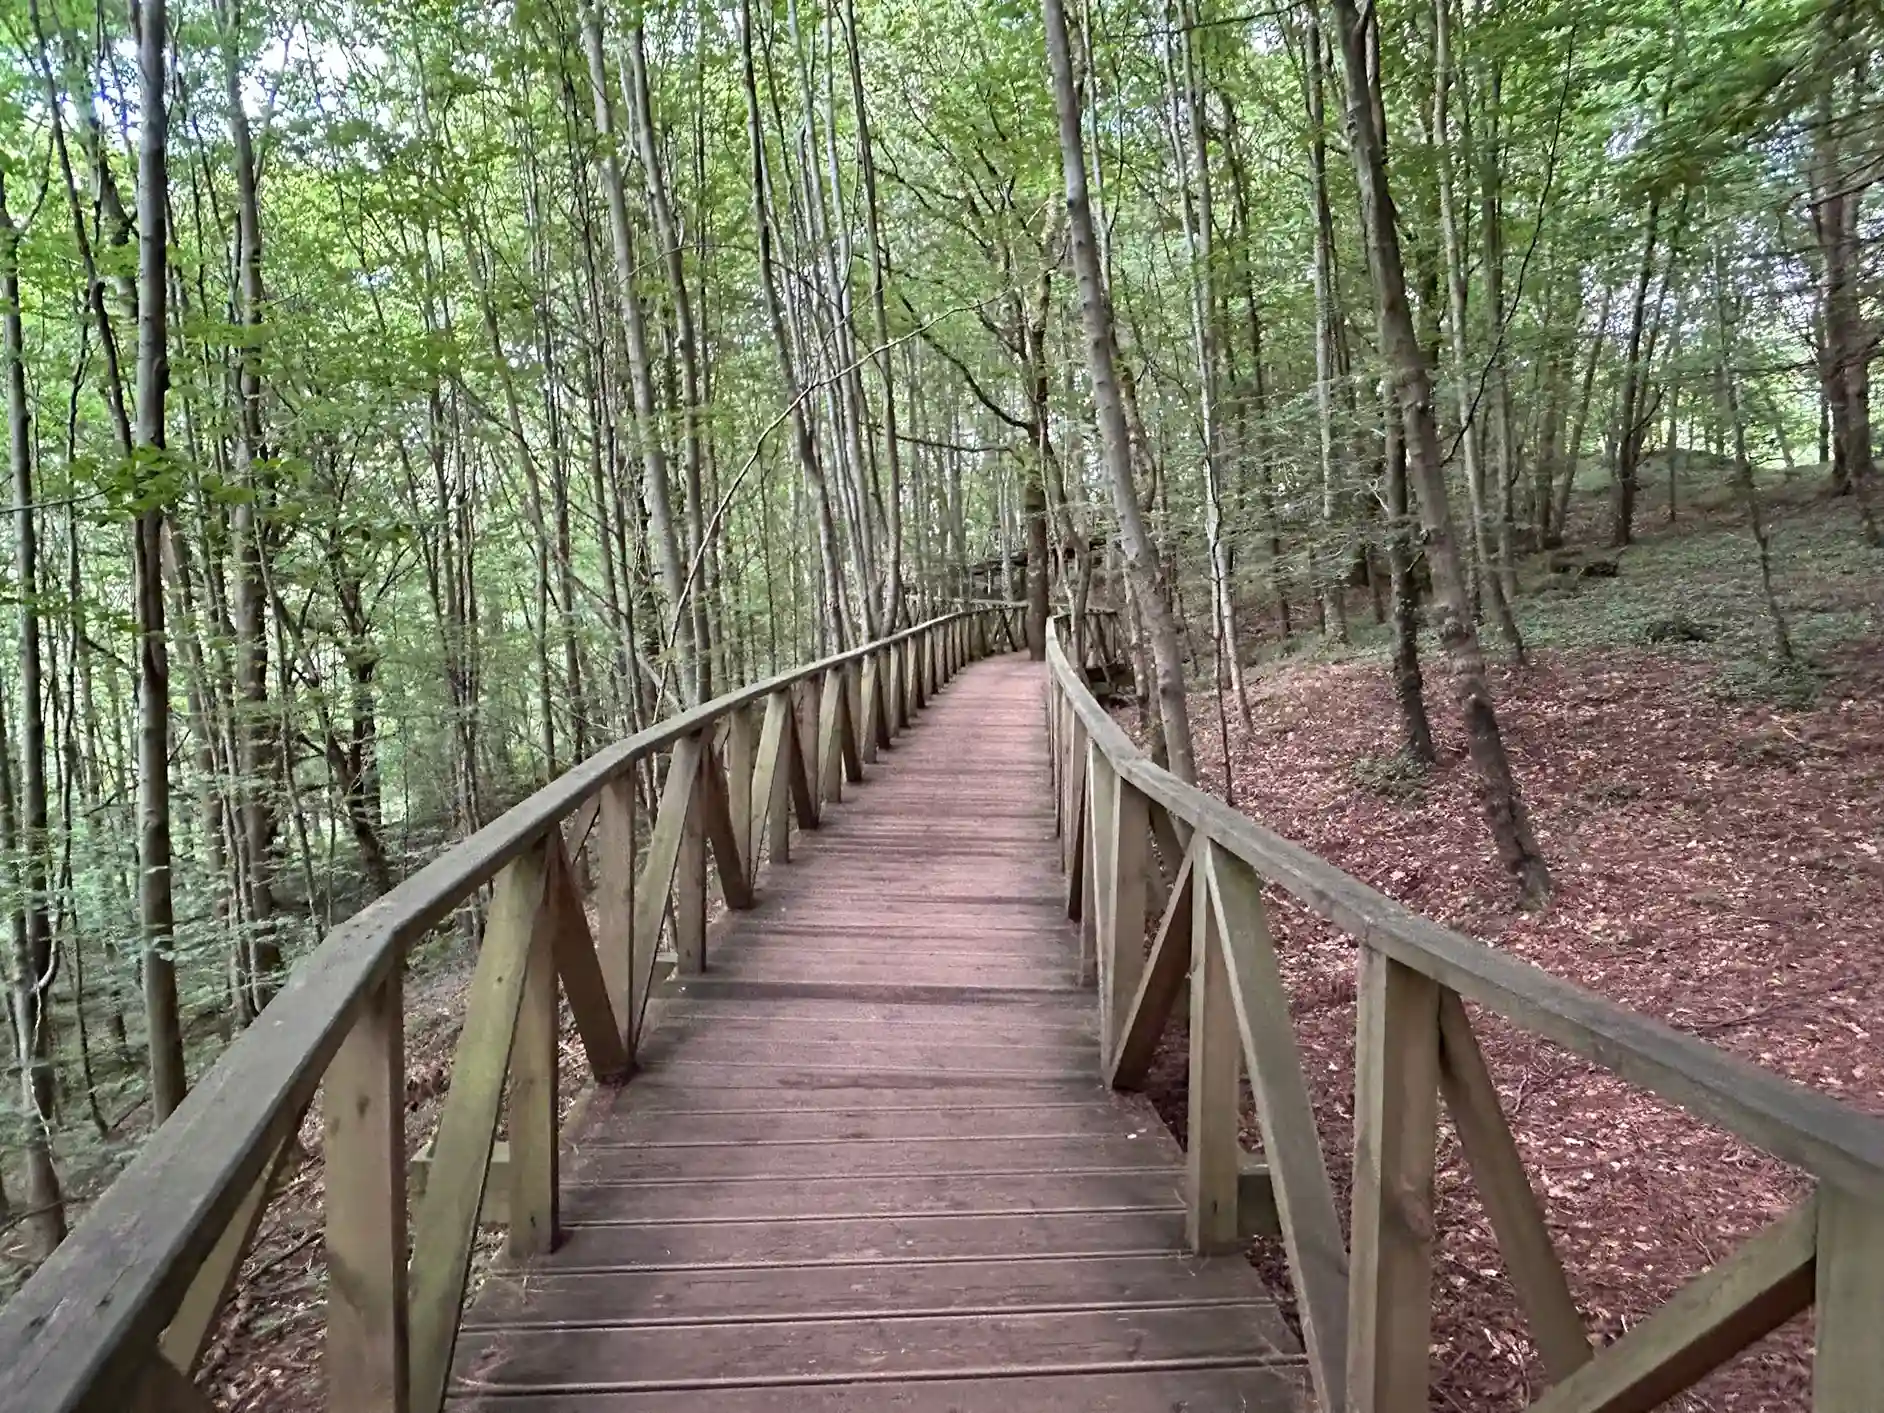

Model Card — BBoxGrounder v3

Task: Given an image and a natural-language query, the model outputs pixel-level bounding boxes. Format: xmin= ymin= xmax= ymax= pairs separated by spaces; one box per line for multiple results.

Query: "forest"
xmin=0 ymin=0 xmax=1880 ymax=1401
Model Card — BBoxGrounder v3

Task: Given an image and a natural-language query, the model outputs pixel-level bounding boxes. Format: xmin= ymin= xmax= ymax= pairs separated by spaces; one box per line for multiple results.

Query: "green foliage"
xmin=1347 ymin=748 xmax=1429 ymax=802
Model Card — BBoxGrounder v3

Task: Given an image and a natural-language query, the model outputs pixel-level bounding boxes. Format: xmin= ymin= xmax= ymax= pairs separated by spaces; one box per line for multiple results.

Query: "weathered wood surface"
xmin=449 ymin=656 xmax=1303 ymax=1411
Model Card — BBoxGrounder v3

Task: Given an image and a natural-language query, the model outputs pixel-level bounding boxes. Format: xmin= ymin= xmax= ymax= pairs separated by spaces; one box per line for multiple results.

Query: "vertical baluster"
xmin=725 ymin=706 xmax=756 ymax=885
xmin=324 ymin=966 xmax=409 ymax=1413
xmin=818 ymin=666 xmax=845 ymax=804
xmin=1099 ymin=772 xmax=1149 ymax=1074
xmin=840 ymin=662 xmax=864 ymax=783
xmin=859 ymin=656 xmax=881 ymax=765
xmin=508 ymin=846 xmax=561 ymax=1257
xmin=1348 ymin=945 xmax=1440 ymax=1412
xmin=1815 ymin=1189 xmax=1884 ymax=1410
xmin=1080 ymin=749 xmax=1111 ymax=989
xmin=751 ymin=690 xmax=790 ymax=869
xmin=676 ymin=741 xmax=708 ymax=975
xmin=1186 ymin=857 xmax=1241 ymax=1255
xmin=596 ymin=776 xmax=636 ymax=1057
xmin=1060 ymin=713 xmax=1088 ymax=882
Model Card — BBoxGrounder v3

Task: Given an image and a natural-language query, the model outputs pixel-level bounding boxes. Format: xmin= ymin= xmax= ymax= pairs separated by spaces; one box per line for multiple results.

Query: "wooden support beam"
xmin=1186 ymin=856 xmax=1242 ymax=1256
xmin=696 ymin=744 xmax=755 ymax=913
xmin=1096 ymin=763 xmax=1149 ymax=1072
xmin=323 ymin=967 xmax=409 ymax=1413
xmin=1439 ymin=990 xmax=1588 ymax=1382
xmin=1108 ymin=845 xmax=1194 ymax=1090
xmin=1204 ymin=841 xmax=1349 ymax=1413
xmin=817 ymin=667 xmax=845 ymax=807
xmin=786 ymin=687 xmax=820 ymax=829
xmin=408 ymin=1142 xmax=508 ymax=1227
xmin=407 ymin=843 xmax=550 ymax=1413
xmin=507 ymin=873 xmax=560 ymax=1259
xmin=1347 ymin=945 xmax=1441 ymax=1413
xmin=630 ymin=735 xmax=700 ymax=1040
xmin=1239 ymin=1156 xmax=1280 ymax=1239
xmin=132 ymin=1352 xmax=213 ymax=1412
xmin=1526 ymin=1198 xmax=1816 ymax=1413
xmin=1064 ymin=767 xmax=1087 ymax=924
xmin=750 ymin=690 xmax=790 ymax=870
xmin=675 ymin=743 xmax=709 ymax=976
xmin=859 ymin=656 xmax=882 ymax=764
xmin=724 ymin=704 xmax=756 ymax=878
xmin=160 ymin=1122 xmax=295 ymax=1377
xmin=1079 ymin=753 xmax=1103 ymax=987
xmin=1814 ymin=1188 xmax=1884 ymax=1411
xmin=544 ymin=839 xmax=631 ymax=1082
xmin=564 ymin=793 xmax=601 ymax=863
xmin=593 ymin=777 xmax=636 ymax=1059
xmin=840 ymin=663 xmax=864 ymax=783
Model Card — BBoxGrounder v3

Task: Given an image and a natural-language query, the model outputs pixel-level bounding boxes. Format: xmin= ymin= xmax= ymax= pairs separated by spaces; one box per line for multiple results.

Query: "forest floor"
xmin=1136 ymin=469 xmax=1882 ymax=1410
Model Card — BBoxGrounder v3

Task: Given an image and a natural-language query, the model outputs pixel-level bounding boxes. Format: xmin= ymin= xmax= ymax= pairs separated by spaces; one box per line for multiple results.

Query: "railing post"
xmin=408 ymin=841 xmax=551 ymax=1413
xmin=841 ymin=662 xmax=864 ymax=783
xmin=859 ymin=655 xmax=881 ymax=765
xmin=324 ymin=967 xmax=409 ymax=1413
xmin=1060 ymin=711 xmax=1087 ymax=884
xmin=676 ymin=740 xmax=708 ymax=975
xmin=725 ymin=705 xmax=756 ymax=887
xmin=1815 ymin=1188 xmax=1884 ymax=1409
xmin=1347 ymin=945 xmax=1441 ymax=1413
xmin=750 ymin=690 xmax=790 ymax=869
xmin=632 ymin=735 xmax=702 ymax=1016
xmin=1079 ymin=760 xmax=1099 ymax=986
xmin=1046 ymin=681 xmax=1061 ymax=829
xmin=508 ymin=845 xmax=561 ymax=1258
xmin=596 ymin=776 xmax=636 ymax=1057
xmin=817 ymin=666 xmax=845 ymax=807
xmin=1186 ymin=848 xmax=1241 ymax=1255
xmin=1098 ymin=770 xmax=1149 ymax=1074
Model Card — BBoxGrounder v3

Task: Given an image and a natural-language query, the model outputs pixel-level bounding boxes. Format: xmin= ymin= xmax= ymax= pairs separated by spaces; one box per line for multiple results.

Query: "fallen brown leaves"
xmin=1139 ymin=637 xmax=1884 ymax=1411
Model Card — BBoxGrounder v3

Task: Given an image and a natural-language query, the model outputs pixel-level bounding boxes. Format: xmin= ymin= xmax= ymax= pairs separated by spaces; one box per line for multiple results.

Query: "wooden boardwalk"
xmin=449 ymin=654 xmax=1304 ymax=1411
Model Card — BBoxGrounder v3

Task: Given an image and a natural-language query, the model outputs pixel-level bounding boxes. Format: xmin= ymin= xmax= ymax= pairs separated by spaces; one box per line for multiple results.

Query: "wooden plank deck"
xmin=449 ymin=655 xmax=1305 ymax=1411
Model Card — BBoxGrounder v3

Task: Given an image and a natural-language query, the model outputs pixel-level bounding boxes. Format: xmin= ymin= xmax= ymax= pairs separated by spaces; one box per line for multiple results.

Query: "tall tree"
xmin=1326 ymin=0 xmax=1550 ymax=901
xmin=1042 ymin=0 xmax=1196 ymax=783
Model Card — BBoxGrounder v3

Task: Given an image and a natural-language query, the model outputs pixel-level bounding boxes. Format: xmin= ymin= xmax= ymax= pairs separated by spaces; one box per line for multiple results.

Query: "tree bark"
xmin=0 ymin=169 xmax=66 ymax=1256
xmin=1327 ymin=0 xmax=1549 ymax=902
xmin=1043 ymin=0 xmax=1195 ymax=783
xmin=578 ymin=0 xmax=696 ymax=700
xmin=134 ymin=0 xmax=188 ymax=1117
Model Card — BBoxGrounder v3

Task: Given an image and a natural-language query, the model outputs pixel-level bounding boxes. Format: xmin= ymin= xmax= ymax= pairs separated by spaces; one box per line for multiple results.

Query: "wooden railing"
xmin=1048 ymin=612 xmax=1884 ymax=1413
xmin=0 ymin=607 xmax=1016 ymax=1413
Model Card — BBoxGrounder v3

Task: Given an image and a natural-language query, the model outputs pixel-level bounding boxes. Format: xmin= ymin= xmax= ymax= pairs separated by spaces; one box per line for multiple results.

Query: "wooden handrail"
xmin=1047 ymin=611 xmax=1884 ymax=1411
xmin=0 ymin=606 xmax=1017 ymax=1413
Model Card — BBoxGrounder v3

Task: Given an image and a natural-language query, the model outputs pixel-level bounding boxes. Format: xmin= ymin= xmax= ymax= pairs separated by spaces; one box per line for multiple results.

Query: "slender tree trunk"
xmin=0 ymin=170 xmax=66 ymax=1256
xmin=1434 ymin=0 xmax=1524 ymax=660
xmin=1612 ymin=200 xmax=1662 ymax=548
xmin=219 ymin=0 xmax=280 ymax=1012
xmin=1176 ymin=2 xmax=1251 ymax=725
xmin=1042 ymin=0 xmax=1195 ymax=782
xmin=1329 ymin=0 xmax=1549 ymax=902
xmin=1302 ymin=14 xmax=1350 ymax=644
xmin=578 ymin=0 xmax=696 ymax=700
xmin=1714 ymin=248 xmax=1794 ymax=663
xmin=1383 ymin=381 xmax=1436 ymax=763
xmin=739 ymin=0 xmax=852 ymax=650
xmin=626 ymin=26 xmax=714 ymax=698
xmin=133 ymin=0 xmax=187 ymax=1117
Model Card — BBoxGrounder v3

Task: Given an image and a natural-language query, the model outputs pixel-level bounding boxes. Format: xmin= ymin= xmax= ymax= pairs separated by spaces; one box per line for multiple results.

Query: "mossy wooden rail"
xmin=0 ymin=607 xmax=1017 ymax=1413
xmin=1049 ymin=611 xmax=1884 ymax=1413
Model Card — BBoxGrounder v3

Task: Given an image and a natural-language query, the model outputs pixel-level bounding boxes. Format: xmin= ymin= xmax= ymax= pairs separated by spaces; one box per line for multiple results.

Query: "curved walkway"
xmin=448 ymin=654 xmax=1303 ymax=1411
